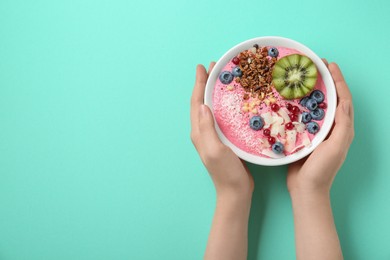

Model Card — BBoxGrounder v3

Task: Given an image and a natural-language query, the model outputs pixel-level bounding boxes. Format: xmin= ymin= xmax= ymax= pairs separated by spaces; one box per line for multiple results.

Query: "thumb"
xmin=198 ymin=105 xmax=222 ymax=145
xmin=329 ymin=100 xmax=354 ymax=147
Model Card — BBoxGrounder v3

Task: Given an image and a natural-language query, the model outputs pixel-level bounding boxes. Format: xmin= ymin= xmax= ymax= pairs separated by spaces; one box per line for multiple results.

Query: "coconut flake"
xmin=293 ymin=122 xmax=306 ymax=133
xmin=279 ymin=107 xmax=291 ymax=123
xmin=301 ymin=131 xmax=311 ymax=147
xmin=291 ymin=144 xmax=305 ymax=154
xmin=263 ymin=138 xmax=271 ymax=149
xmin=271 ymin=121 xmax=281 ymax=136
xmin=272 ymin=112 xmax=283 ymax=124
xmin=298 ymin=113 xmax=303 ymax=123
xmin=285 ymin=130 xmax=297 ymax=153
xmin=270 ymin=112 xmax=284 ymax=136
xmin=278 ymin=138 xmax=286 ymax=146
xmin=262 ymin=149 xmax=285 ymax=159
xmin=278 ymin=124 xmax=286 ymax=138
xmin=262 ymin=112 xmax=273 ymax=128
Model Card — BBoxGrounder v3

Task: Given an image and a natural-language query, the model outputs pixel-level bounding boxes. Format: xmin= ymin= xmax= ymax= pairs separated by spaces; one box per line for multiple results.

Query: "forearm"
xmin=290 ymin=190 xmax=343 ymax=260
xmin=204 ymin=192 xmax=252 ymax=260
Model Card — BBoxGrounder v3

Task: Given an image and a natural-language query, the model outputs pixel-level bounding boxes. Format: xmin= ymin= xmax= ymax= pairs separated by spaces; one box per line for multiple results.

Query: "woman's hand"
xmin=287 ymin=61 xmax=354 ymax=260
xmin=191 ymin=63 xmax=254 ymax=260
xmin=287 ymin=62 xmax=354 ymax=195
xmin=190 ymin=63 xmax=254 ymax=198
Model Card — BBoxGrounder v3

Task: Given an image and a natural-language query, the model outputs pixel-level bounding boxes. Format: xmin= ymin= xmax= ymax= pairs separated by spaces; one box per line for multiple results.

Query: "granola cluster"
xmin=235 ymin=46 xmax=277 ymax=100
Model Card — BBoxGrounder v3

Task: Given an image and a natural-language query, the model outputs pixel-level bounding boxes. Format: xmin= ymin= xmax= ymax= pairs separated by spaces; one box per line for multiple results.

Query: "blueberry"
xmin=305 ymin=98 xmax=318 ymax=111
xmin=299 ymin=97 xmax=310 ymax=107
xmin=249 ymin=116 xmax=264 ymax=131
xmin=306 ymin=121 xmax=320 ymax=134
xmin=232 ymin=66 xmax=242 ymax=77
xmin=219 ymin=71 xmax=234 ymax=84
xmin=310 ymin=90 xmax=325 ymax=103
xmin=310 ymin=108 xmax=325 ymax=121
xmin=268 ymin=47 xmax=279 ymax=57
xmin=301 ymin=112 xmax=312 ymax=123
xmin=272 ymin=142 xmax=284 ymax=154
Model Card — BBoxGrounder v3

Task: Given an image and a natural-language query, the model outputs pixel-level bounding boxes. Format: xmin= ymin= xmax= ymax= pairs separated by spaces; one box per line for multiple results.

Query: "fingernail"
xmin=342 ymin=101 xmax=350 ymax=116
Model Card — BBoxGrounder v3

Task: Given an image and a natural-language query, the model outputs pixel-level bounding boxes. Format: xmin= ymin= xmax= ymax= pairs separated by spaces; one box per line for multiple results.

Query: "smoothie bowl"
xmin=204 ymin=37 xmax=336 ymax=166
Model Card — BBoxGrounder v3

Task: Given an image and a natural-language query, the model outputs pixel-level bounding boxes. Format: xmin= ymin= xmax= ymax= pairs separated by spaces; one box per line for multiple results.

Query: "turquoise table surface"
xmin=1 ymin=0 xmax=389 ymax=259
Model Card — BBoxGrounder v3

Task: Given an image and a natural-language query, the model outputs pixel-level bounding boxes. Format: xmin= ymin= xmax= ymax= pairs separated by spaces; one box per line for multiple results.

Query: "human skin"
xmin=287 ymin=61 xmax=354 ymax=260
xmin=190 ymin=60 xmax=353 ymax=260
xmin=191 ymin=62 xmax=253 ymax=260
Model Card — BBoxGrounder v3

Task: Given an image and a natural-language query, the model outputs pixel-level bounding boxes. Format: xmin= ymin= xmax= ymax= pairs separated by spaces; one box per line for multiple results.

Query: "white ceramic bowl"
xmin=204 ymin=36 xmax=336 ymax=166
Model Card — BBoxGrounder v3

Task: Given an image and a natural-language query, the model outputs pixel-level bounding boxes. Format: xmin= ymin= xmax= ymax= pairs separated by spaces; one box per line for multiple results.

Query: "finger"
xmin=328 ymin=62 xmax=354 ymax=122
xmin=322 ymin=58 xmax=329 ymax=67
xmin=329 ymin=63 xmax=352 ymax=101
xmin=191 ymin=64 xmax=208 ymax=106
xmin=190 ymin=65 xmax=208 ymax=130
xmin=327 ymin=63 xmax=354 ymax=146
xmin=208 ymin=61 xmax=216 ymax=74
xmin=328 ymin=100 xmax=354 ymax=147
xmin=198 ymin=104 xmax=222 ymax=148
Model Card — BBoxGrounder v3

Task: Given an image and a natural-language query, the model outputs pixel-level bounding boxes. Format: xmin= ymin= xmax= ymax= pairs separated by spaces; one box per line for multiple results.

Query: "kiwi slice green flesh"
xmin=272 ymin=54 xmax=318 ymax=100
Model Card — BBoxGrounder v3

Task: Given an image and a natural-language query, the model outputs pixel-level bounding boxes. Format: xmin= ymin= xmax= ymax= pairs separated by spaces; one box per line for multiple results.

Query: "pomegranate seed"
xmin=289 ymin=113 xmax=298 ymax=121
xmin=263 ymin=129 xmax=271 ymax=137
xmin=268 ymin=136 xmax=276 ymax=145
xmin=292 ymin=106 xmax=300 ymax=114
xmin=271 ymin=103 xmax=280 ymax=112
xmin=285 ymin=122 xmax=294 ymax=130
xmin=286 ymin=103 xmax=293 ymax=111
xmin=318 ymin=102 xmax=327 ymax=109
xmin=232 ymin=57 xmax=240 ymax=65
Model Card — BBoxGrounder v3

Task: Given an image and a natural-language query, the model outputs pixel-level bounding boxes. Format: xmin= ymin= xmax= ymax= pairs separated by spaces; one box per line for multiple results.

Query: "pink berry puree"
xmin=212 ymin=47 xmax=327 ymax=158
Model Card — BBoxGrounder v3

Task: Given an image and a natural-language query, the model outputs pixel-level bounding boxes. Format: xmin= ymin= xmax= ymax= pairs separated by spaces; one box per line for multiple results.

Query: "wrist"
xmin=216 ymin=190 xmax=252 ymax=212
xmin=288 ymin=181 xmax=331 ymax=198
xmin=290 ymin=188 xmax=330 ymax=206
xmin=216 ymin=188 xmax=252 ymax=202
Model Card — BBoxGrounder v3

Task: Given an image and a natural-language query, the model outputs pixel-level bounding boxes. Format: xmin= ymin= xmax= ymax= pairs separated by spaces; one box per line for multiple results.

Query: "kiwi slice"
xmin=272 ymin=54 xmax=318 ymax=100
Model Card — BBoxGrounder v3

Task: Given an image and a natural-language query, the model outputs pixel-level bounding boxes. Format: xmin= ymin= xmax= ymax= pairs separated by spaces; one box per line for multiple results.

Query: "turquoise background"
xmin=1 ymin=0 xmax=389 ymax=259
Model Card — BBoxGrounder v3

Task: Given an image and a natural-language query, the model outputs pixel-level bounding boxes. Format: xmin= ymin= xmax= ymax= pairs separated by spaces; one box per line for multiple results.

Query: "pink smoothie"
xmin=213 ymin=47 xmax=327 ymax=158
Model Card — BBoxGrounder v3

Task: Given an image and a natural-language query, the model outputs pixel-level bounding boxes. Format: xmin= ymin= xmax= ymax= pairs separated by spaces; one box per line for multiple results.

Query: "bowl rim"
xmin=204 ymin=36 xmax=337 ymax=166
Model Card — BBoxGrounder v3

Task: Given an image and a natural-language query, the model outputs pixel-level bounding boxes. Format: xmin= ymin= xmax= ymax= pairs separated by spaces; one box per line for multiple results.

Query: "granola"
xmin=236 ymin=46 xmax=276 ymax=101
